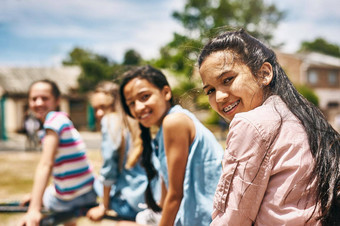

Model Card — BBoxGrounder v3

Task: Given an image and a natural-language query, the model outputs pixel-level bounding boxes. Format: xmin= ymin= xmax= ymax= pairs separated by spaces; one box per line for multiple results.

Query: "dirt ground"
xmin=0 ymin=132 xmax=118 ymax=226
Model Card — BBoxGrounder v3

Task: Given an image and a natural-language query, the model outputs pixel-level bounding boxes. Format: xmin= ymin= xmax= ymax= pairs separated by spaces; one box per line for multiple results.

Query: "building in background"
xmin=0 ymin=66 xmax=90 ymax=140
xmin=276 ymin=51 xmax=340 ymax=132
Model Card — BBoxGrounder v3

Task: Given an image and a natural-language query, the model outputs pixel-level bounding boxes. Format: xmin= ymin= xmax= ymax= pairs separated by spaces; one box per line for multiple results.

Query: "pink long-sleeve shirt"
xmin=211 ymin=95 xmax=320 ymax=226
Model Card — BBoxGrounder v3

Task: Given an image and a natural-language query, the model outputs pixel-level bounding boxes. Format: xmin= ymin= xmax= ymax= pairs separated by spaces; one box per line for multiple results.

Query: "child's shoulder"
xmin=235 ymin=96 xmax=288 ymax=125
xmin=164 ymin=112 xmax=191 ymax=126
xmin=163 ymin=112 xmax=194 ymax=134
xmin=46 ymin=111 xmax=68 ymax=119
xmin=162 ymin=112 xmax=195 ymax=142
xmin=45 ymin=111 xmax=71 ymax=126
xmin=230 ymin=96 xmax=291 ymax=143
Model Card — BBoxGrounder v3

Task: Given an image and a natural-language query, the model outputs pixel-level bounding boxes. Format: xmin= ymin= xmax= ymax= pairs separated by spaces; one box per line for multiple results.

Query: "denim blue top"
xmin=153 ymin=105 xmax=223 ymax=226
xmin=99 ymin=113 xmax=156 ymax=212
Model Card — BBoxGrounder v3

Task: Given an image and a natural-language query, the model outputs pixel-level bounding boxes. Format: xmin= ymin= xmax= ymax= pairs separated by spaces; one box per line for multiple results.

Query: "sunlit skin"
xmin=90 ymin=92 xmax=114 ymax=122
xmin=19 ymin=81 xmax=62 ymax=226
xmin=87 ymin=92 xmax=116 ymax=221
xmin=123 ymin=78 xmax=172 ymax=128
xmin=123 ymin=77 xmax=194 ymax=226
xmin=28 ymin=82 xmax=60 ymax=122
xmin=199 ymin=50 xmax=273 ymax=122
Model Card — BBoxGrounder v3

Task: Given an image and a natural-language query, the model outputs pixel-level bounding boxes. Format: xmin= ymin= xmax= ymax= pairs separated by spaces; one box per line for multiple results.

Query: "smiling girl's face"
xmin=90 ymin=92 xmax=114 ymax=122
xmin=28 ymin=82 xmax=60 ymax=122
xmin=199 ymin=50 xmax=267 ymax=122
xmin=123 ymin=77 xmax=171 ymax=128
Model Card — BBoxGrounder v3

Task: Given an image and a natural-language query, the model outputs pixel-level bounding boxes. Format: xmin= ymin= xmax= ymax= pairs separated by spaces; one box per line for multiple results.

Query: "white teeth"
xmin=140 ymin=112 xmax=150 ymax=119
xmin=223 ymin=100 xmax=240 ymax=112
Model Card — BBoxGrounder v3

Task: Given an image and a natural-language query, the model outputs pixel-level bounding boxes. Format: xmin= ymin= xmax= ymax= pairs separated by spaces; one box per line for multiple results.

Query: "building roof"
xmin=299 ymin=52 xmax=340 ymax=68
xmin=0 ymin=66 xmax=81 ymax=96
xmin=276 ymin=50 xmax=340 ymax=68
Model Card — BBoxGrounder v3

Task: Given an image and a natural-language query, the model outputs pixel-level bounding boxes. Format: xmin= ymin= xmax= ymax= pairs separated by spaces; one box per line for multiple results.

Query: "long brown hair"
xmin=199 ymin=29 xmax=340 ymax=225
xmin=91 ymin=81 xmax=143 ymax=171
xmin=119 ymin=65 xmax=173 ymax=212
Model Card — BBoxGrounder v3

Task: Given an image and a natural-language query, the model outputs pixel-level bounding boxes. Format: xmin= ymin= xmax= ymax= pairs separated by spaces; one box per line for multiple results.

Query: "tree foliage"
xmin=154 ymin=0 xmax=285 ymax=78
xmin=63 ymin=47 xmax=109 ymax=66
xmin=296 ymin=84 xmax=319 ymax=107
xmin=63 ymin=47 xmax=142 ymax=92
xmin=299 ymin=38 xmax=340 ymax=58
xmin=173 ymin=0 xmax=284 ymax=42
xmin=123 ymin=49 xmax=142 ymax=65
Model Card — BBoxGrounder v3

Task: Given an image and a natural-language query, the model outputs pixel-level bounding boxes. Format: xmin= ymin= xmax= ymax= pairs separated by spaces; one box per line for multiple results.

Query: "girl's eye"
xmin=141 ymin=94 xmax=150 ymax=101
xmin=206 ymin=88 xmax=215 ymax=95
xmin=128 ymin=101 xmax=135 ymax=107
xmin=223 ymin=77 xmax=234 ymax=85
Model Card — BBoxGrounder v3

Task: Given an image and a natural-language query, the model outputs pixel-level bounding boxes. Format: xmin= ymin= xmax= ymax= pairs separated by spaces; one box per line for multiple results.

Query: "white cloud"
xmin=1 ymin=0 xmax=338 ymax=67
xmin=1 ymin=0 xmax=126 ymax=20
xmin=269 ymin=0 xmax=340 ymax=52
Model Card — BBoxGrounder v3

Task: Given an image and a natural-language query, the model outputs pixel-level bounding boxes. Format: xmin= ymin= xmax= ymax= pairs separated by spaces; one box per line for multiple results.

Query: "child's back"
xmin=154 ymin=105 xmax=223 ymax=226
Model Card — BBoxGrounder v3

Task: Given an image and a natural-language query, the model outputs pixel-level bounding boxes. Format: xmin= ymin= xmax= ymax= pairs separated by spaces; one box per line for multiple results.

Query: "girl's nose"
xmin=95 ymin=109 xmax=104 ymax=120
xmin=134 ymin=100 xmax=145 ymax=113
xmin=35 ymin=98 xmax=44 ymax=106
xmin=216 ymin=89 xmax=228 ymax=103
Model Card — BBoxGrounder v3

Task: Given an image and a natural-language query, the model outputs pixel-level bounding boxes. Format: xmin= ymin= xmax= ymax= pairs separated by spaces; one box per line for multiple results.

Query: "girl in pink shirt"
xmin=198 ymin=29 xmax=339 ymax=226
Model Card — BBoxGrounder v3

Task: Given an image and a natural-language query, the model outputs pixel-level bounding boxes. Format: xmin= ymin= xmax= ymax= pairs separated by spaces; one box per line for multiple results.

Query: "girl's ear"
xmin=162 ymin=85 xmax=172 ymax=101
xmin=258 ymin=62 xmax=273 ymax=86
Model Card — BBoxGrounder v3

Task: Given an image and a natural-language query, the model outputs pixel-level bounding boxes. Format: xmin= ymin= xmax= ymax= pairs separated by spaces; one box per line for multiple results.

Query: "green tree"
xmin=63 ymin=47 xmax=114 ymax=92
xmin=123 ymin=49 xmax=142 ymax=65
xmin=173 ymin=0 xmax=284 ymax=42
xmin=299 ymin=38 xmax=340 ymax=58
xmin=77 ymin=61 xmax=111 ymax=92
xmin=63 ymin=47 xmax=109 ymax=65
xmin=296 ymin=85 xmax=319 ymax=107
xmin=63 ymin=47 xmax=140 ymax=92
xmin=154 ymin=0 xmax=284 ymax=77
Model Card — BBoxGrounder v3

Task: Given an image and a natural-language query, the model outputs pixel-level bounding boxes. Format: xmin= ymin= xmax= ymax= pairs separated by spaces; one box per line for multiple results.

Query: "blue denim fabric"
xmin=153 ymin=105 xmax=223 ymax=226
xmin=96 ymin=114 xmax=160 ymax=216
xmin=43 ymin=186 xmax=97 ymax=212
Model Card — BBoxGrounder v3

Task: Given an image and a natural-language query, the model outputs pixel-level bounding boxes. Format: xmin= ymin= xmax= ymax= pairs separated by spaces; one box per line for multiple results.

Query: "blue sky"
xmin=0 ymin=0 xmax=339 ymax=67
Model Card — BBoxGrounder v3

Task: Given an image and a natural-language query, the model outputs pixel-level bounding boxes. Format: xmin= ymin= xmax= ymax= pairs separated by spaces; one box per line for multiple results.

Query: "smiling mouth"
xmin=139 ymin=111 xmax=151 ymax=120
xmin=223 ymin=100 xmax=240 ymax=113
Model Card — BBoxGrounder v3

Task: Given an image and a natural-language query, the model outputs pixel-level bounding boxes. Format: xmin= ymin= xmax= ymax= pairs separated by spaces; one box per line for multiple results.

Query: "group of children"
xmin=19 ymin=29 xmax=339 ymax=226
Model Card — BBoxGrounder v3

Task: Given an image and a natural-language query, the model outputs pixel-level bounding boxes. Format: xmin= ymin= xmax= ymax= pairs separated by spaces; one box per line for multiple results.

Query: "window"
xmin=307 ymin=70 xmax=318 ymax=85
xmin=327 ymin=101 xmax=339 ymax=108
xmin=328 ymin=71 xmax=338 ymax=85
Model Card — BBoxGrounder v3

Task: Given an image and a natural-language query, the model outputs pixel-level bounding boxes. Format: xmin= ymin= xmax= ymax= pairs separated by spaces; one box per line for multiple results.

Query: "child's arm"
xmin=159 ymin=113 xmax=194 ymax=226
xmin=87 ymin=114 xmax=121 ymax=221
xmin=86 ymin=185 xmax=111 ymax=221
xmin=18 ymin=129 xmax=58 ymax=226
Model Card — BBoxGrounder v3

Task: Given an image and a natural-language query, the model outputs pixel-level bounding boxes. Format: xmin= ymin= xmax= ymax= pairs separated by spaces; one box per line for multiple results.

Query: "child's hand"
xmin=86 ymin=205 xmax=106 ymax=221
xmin=17 ymin=209 xmax=42 ymax=226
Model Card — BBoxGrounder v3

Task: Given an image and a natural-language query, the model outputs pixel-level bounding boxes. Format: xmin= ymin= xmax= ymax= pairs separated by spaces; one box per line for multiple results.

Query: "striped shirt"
xmin=42 ymin=111 xmax=94 ymax=200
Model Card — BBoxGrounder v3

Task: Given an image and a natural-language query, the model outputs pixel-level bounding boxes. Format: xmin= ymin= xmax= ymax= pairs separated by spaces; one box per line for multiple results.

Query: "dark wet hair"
xmin=199 ymin=29 xmax=340 ymax=225
xmin=29 ymin=79 xmax=61 ymax=100
xmin=119 ymin=65 xmax=173 ymax=212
